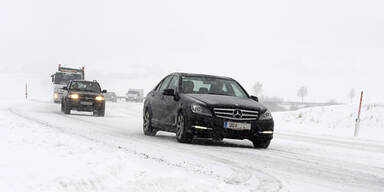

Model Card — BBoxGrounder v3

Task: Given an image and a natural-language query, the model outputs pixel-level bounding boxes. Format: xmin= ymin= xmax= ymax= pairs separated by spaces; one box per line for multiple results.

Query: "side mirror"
xmin=162 ymin=89 xmax=175 ymax=96
xmin=62 ymin=87 xmax=68 ymax=90
xmin=250 ymin=95 xmax=259 ymax=102
xmin=102 ymin=89 xmax=107 ymax=93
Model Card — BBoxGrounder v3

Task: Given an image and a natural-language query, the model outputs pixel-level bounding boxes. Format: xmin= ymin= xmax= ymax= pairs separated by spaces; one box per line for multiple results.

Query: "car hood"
xmin=70 ymin=91 xmax=101 ymax=96
xmin=184 ymin=94 xmax=267 ymax=112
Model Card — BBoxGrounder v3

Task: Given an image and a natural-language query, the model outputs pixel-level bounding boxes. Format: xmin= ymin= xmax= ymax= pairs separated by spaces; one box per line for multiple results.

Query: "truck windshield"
xmin=128 ymin=91 xmax=139 ymax=95
xmin=181 ymin=76 xmax=248 ymax=98
xmin=70 ymin=82 xmax=101 ymax=93
xmin=54 ymin=73 xmax=82 ymax=85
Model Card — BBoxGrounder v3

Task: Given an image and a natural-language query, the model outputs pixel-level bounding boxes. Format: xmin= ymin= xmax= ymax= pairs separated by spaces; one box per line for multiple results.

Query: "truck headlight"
xmin=95 ymin=95 xmax=104 ymax=101
xmin=69 ymin=94 xmax=79 ymax=100
xmin=259 ymin=109 xmax=273 ymax=120
xmin=191 ymin=103 xmax=212 ymax=116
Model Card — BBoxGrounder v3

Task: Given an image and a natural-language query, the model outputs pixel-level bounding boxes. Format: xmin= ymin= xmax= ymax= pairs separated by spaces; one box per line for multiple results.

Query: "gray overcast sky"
xmin=0 ymin=0 xmax=383 ymax=103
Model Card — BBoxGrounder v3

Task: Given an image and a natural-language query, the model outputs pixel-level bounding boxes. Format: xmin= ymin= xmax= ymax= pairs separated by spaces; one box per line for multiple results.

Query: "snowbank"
xmin=273 ymin=104 xmax=384 ymax=141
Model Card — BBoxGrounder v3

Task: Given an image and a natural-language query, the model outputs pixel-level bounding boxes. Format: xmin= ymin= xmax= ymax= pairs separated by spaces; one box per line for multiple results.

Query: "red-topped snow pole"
xmin=354 ymin=91 xmax=363 ymax=137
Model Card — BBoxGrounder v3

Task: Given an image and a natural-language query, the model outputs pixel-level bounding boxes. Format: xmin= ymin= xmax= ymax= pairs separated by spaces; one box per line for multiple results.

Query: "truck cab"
xmin=51 ymin=64 xmax=85 ymax=103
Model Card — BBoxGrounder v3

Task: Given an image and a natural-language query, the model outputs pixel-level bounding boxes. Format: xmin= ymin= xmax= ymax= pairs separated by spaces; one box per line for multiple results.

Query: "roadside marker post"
xmin=25 ymin=83 xmax=28 ymax=100
xmin=354 ymin=91 xmax=363 ymax=137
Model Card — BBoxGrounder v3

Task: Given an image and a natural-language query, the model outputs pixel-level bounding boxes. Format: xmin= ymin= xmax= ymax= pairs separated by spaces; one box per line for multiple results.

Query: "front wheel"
xmin=143 ymin=109 xmax=157 ymax=136
xmin=61 ymin=102 xmax=64 ymax=112
xmin=63 ymin=102 xmax=71 ymax=114
xmin=176 ymin=112 xmax=193 ymax=143
xmin=94 ymin=109 xmax=105 ymax=117
xmin=251 ymin=138 xmax=271 ymax=149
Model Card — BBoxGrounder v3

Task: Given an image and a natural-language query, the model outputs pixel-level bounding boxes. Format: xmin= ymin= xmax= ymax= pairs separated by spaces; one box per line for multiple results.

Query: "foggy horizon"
xmin=1 ymin=0 xmax=383 ymax=103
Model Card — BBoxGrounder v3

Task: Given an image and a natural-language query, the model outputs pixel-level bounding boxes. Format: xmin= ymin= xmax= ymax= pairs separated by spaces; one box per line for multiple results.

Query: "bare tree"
xmin=252 ymin=82 xmax=263 ymax=96
xmin=349 ymin=88 xmax=355 ymax=103
xmin=297 ymin=86 xmax=308 ymax=104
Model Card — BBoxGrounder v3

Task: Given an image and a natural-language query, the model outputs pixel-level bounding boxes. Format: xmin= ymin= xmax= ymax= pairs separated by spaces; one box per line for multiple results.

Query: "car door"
xmin=161 ymin=75 xmax=180 ymax=130
xmin=151 ymin=75 xmax=173 ymax=126
xmin=62 ymin=81 xmax=72 ymax=101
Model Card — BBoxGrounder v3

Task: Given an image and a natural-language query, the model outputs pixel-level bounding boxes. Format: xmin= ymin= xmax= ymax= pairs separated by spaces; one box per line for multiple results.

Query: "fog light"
xmin=192 ymin=125 xmax=213 ymax=130
xmin=259 ymin=131 xmax=273 ymax=134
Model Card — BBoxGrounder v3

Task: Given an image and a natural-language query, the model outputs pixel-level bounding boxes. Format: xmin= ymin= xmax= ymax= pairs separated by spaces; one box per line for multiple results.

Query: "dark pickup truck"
xmin=61 ymin=80 xmax=107 ymax=116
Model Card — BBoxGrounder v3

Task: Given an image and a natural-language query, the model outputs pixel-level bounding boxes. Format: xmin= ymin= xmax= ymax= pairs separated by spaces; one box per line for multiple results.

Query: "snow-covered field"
xmin=274 ymin=104 xmax=384 ymax=141
xmin=1 ymin=99 xmax=384 ymax=192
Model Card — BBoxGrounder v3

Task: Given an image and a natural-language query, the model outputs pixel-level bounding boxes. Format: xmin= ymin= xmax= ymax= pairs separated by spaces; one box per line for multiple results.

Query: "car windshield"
xmin=70 ymin=81 xmax=101 ymax=93
xmin=181 ymin=76 xmax=248 ymax=98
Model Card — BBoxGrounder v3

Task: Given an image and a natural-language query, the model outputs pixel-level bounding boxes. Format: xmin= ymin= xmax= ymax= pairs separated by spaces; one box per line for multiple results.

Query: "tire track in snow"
xmin=8 ymin=102 xmax=286 ymax=192
xmin=53 ymin=103 xmax=286 ymax=192
xmin=276 ymin=132 xmax=384 ymax=153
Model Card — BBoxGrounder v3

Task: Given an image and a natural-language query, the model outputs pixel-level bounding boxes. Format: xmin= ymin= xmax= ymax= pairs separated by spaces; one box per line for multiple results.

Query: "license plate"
xmin=80 ymin=101 xmax=93 ymax=105
xmin=224 ymin=121 xmax=251 ymax=130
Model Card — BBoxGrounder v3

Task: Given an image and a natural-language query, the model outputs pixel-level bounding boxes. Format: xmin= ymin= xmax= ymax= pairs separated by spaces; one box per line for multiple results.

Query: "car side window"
xmin=70 ymin=82 xmax=78 ymax=90
xmin=167 ymin=75 xmax=179 ymax=91
xmin=158 ymin=76 xmax=173 ymax=92
xmin=154 ymin=81 xmax=162 ymax=92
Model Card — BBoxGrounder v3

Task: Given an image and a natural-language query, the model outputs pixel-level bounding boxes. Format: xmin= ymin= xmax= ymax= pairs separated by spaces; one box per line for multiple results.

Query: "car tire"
xmin=176 ymin=112 xmax=193 ymax=143
xmin=143 ymin=109 xmax=157 ymax=136
xmin=63 ymin=101 xmax=71 ymax=114
xmin=251 ymin=138 xmax=271 ymax=149
xmin=95 ymin=109 xmax=105 ymax=117
xmin=61 ymin=102 xmax=64 ymax=112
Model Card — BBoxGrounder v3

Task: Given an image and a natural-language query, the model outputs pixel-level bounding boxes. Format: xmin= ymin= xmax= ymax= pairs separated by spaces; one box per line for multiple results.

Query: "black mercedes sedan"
xmin=143 ymin=73 xmax=274 ymax=148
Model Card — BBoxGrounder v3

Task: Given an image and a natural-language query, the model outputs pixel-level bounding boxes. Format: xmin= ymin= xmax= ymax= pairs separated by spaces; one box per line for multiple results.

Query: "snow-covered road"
xmin=1 ymin=100 xmax=384 ymax=192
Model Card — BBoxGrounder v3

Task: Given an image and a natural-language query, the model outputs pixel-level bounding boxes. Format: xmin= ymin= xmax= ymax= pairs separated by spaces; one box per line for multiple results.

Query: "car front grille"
xmin=80 ymin=95 xmax=95 ymax=101
xmin=213 ymin=108 xmax=259 ymax=121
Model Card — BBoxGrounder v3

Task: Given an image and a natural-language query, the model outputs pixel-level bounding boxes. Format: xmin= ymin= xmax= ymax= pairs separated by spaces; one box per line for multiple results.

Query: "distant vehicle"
xmin=51 ymin=64 xmax=85 ymax=103
xmin=104 ymin=92 xmax=117 ymax=102
xmin=126 ymin=89 xmax=144 ymax=102
xmin=61 ymin=80 xmax=107 ymax=117
xmin=117 ymin=95 xmax=128 ymax=101
xmin=143 ymin=73 xmax=274 ymax=148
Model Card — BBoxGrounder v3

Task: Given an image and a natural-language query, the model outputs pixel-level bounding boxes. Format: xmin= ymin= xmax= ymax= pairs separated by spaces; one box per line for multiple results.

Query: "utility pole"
xmin=354 ymin=91 xmax=363 ymax=137
xmin=25 ymin=83 xmax=28 ymax=100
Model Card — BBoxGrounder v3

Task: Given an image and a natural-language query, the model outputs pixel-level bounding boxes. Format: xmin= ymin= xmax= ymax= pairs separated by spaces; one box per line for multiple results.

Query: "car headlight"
xmin=54 ymin=93 xmax=58 ymax=99
xmin=191 ymin=103 xmax=212 ymax=116
xmin=69 ymin=94 xmax=79 ymax=100
xmin=259 ymin=109 xmax=273 ymax=120
xmin=95 ymin=95 xmax=104 ymax=101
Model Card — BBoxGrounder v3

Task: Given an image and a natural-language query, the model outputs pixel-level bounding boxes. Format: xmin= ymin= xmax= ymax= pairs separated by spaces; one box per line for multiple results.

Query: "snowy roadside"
xmin=0 ymin=100 xmax=257 ymax=192
xmin=2 ymin=99 xmax=384 ymax=192
xmin=273 ymin=103 xmax=384 ymax=142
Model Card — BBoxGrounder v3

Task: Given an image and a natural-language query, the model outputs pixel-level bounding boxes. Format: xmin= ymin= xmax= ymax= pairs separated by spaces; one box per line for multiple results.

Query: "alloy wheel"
xmin=144 ymin=111 xmax=150 ymax=132
xmin=176 ymin=114 xmax=185 ymax=139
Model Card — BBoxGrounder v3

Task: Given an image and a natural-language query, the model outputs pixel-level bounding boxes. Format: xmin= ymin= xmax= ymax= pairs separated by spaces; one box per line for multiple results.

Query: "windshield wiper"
xmin=208 ymin=93 xmax=230 ymax=96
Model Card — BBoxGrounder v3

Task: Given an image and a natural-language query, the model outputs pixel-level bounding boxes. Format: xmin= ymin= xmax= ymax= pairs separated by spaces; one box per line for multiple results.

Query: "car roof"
xmin=71 ymin=80 xmax=99 ymax=83
xmin=170 ymin=72 xmax=234 ymax=80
